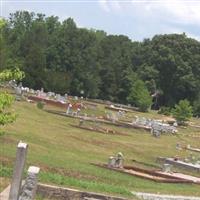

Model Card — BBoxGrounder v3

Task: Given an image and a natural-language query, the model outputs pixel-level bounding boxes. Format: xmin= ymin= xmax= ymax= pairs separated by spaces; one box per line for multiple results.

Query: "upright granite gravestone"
xmin=107 ymin=152 xmax=124 ymax=168
xmin=9 ymin=142 xmax=28 ymax=200
xmin=66 ymin=103 xmax=72 ymax=115
xmin=19 ymin=166 xmax=40 ymax=200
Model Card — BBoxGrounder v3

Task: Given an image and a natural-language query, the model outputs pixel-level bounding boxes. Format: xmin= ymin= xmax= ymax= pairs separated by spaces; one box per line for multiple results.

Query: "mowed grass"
xmin=0 ymin=100 xmax=200 ymax=198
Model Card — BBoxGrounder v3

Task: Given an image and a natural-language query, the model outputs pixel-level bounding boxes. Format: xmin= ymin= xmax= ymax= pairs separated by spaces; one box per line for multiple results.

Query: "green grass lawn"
xmin=0 ymin=99 xmax=200 ymax=199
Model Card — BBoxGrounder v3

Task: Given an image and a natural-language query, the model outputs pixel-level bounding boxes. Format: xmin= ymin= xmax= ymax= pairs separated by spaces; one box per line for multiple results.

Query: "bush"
xmin=158 ymin=106 xmax=171 ymax=116
xmin=127 ymin=79 xmax=152 ymax=112
xmin=37 ymin=101 xmax=45 ymax=109
xmin=172 ymin=99 xmax=193 ymax=125
xmin=0 ymin=68 xmax=24 ymax=127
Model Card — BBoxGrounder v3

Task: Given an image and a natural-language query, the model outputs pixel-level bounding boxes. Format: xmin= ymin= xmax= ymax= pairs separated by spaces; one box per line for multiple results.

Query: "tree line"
xmin=1 ymin=11 xmax=200 ymax=114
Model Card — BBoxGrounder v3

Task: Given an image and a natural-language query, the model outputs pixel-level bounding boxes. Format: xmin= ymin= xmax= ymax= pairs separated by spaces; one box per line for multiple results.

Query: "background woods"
xmin=1 ymin=11 xmax=200 ymax=110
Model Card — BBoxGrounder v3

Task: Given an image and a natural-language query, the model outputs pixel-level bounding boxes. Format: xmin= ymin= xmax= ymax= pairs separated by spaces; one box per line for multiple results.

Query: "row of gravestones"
xmin=11 ymin=81 xmax=70 ymax=103
xmin=133 ymin=116 xmax=177 ymax=137
xmin=11 ymin=81 xmax=125 ymax=120
xmin=12 ymin=81 xmax=84 ymax=103
xmin=7 ymin=141 xmax=40 ymax=200
xmin=105 ymin=111 xmax=126 ymax=122
xmin=11 ymin=81 xmax=86 ymax=117
xmin=184 ymin=151 xmax=200 ymax=165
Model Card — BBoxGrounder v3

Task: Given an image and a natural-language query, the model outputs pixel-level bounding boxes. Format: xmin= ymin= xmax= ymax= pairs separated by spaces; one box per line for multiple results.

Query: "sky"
xmin=1 ymin=0 xmax=200 ymax=41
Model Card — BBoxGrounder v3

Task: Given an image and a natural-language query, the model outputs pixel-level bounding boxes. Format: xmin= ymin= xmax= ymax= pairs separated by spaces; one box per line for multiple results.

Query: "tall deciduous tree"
xmin=127 ymin=73 xmax=152 ymax=112
xmin=1 ymin=11 xmax=200 ymax=109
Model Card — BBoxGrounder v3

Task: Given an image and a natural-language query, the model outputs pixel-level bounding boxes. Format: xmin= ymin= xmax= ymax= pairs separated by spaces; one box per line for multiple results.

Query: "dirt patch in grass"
xmin=0 ymin=136 xmax=16 ymax=144
xmin=69 ymin=134 xmax=112 ymax=147
xmin=0 ymin=156 xmax=13 ymax=166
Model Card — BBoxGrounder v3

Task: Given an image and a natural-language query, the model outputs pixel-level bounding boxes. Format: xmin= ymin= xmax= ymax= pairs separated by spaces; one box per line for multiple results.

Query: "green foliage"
xmin=0 ymin=165 xmax=13 ymax=177
xmin=37 ymin=101 xmax=45 ymax=109
xmin=1 ymin=102 xmax=200 ymax=197
xmin=0 ymin=18 xmax=6 ymax=28
xmin=0 ymin=92 xmax=16 ymax=125
xmin=1 ymin=11 xmax=200 ymax=107
xmin=172 ymin=99 xmax=193 ymax=124
xmin=0 ymin=68 xmax=24 ymax=126
xmin=0 ymin=68 xmax=25 ymax=82
xmin=127 ymin=79 xmax=152 ymax=112
xmin=39 ymin=171 xmax=132 ymax=197
xmin=158 ymin=106 xmax=171 ymax=116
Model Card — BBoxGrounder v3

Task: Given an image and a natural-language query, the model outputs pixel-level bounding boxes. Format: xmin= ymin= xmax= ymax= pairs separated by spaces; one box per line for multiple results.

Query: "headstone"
xmin=134 ymin=116 xmax=177 ymax=135
xmin=151 ymin=128 xmax=161 ymax=137
xmin=77 ymin=108 xmax=81 ymax=116
xmin=15 ymin=87 xmax=22 ymax=96
xmin=108 ymin=156 xmax=116 ymax=168
xmin=173 ymin=121 xmax=178 ymax=127
xmin=79 ymin=119 xmax=84 ymax=126
xmin=66 ymin=103 xmax=72 ymax=115
xmin=9 ymin=80 xmax=17 ymax=88
xmin=117 ymin=110 xmax=124 ymax=118
xmin=106 ymin=112 xmax=112 ymax=120
xmin=108 ymin=152 xmax=124 ymax=168
xmin=115 ymin=152 xmax=124 ymax=168
xmin=9 ymin=142 xmax=28 ymax=200
xmin=176 ymin=143 xmax=181 ymax=150
xmin=162 ymin=163 xmax=172 ymax=173
xmin=18 ymin=82 xmax=22 ymax=88
xmin=29 ymin=89 xmax=35 ymax=94
xmin=19 ymin=166 xmax=40 ymax=200
xmin=56 ymin=94 xmax=61 ymax=101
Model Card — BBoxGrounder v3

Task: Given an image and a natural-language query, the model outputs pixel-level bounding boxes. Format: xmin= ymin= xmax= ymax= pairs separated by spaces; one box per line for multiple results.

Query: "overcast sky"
xmin=1 ymin=0 xmax=200 ymax=41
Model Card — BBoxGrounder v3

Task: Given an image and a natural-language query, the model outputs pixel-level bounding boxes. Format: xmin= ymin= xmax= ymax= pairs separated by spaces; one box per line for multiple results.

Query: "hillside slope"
xmin=0 ymin=100 xmax=200 ymax=198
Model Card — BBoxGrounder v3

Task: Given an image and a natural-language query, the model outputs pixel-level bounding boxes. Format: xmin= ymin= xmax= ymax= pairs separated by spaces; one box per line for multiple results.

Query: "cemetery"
xmin=1 ymin=84 xmax=200 ymax=199
xmin=1 ymin=3 xmax=200 ymax=198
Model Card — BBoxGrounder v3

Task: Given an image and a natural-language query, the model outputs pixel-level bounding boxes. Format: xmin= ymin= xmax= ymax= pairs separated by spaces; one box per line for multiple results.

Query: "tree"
xmin=2 ymin=11 xmax=200 ymax=107
xmin=0 ymin=18 xmax=8 ymax=70
xmin=0 ymin=68 xmax=25 ymax=127
xmin=23 ymin=18 xmax=48 ymax=89
xmin=0 ymin=68 xmax=24 ymax=81
xmin=127 ymin=79 xmax=152 ymax=112
xmin=0 ymin=93 xmax=16 ymax=126
xmin=172 ymin=99 xmax=193 ymax=124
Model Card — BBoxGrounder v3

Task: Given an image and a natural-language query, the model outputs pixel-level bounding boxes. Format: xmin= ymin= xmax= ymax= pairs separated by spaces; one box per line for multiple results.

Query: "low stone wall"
xmin=133 ymin=192 xmax=200 ymax=200
xmin=37 ymin=183 xmax=130 ymax=200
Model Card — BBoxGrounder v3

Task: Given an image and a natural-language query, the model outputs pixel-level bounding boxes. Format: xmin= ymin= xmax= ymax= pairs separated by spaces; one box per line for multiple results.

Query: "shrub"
xmin=172 ymin=99 xmax=193 ymax=125
xmin=158 ymin=106 xmax=171 ymax=116
xmin=37 ymin=101 xmax=45 ymax=109
xmin=0 ymin=68 xmax=24 ymax=127
xmin=127 ymin=79 xmax=152 ymax=112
